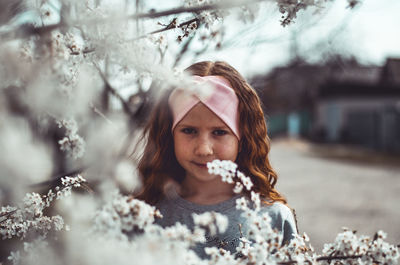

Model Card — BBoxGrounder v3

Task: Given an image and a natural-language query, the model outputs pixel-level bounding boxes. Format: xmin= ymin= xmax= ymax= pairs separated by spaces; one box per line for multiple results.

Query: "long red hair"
xmin=136 ymin=61 xmax=287 ymax=205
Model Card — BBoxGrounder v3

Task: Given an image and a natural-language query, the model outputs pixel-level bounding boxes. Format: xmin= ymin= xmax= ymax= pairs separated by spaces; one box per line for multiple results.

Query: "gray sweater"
xmin=155 ymin=188 xmax=297 ymax=259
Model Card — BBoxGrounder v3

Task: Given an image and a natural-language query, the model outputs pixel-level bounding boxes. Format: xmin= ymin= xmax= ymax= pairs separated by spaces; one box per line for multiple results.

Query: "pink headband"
xmin=168 ymin=75 xmax=240 ymax=139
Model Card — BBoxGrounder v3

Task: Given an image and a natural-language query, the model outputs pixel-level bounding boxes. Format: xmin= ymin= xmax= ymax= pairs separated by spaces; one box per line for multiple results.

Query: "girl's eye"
xmin=213 ymin=129 xmax=228 ymax=136
xmin=181 ymin=128 xmax=196 ymax=134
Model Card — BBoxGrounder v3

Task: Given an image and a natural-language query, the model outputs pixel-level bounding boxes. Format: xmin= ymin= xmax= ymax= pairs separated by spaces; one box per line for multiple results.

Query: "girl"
xmin=136 ymin=61 xmax=297 ymax=258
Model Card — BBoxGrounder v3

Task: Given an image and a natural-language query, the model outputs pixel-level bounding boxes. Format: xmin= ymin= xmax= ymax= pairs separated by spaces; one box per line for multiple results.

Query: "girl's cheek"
xmin=216 ymin=140 xmax=237 ymax=151
xmin=180 ymin=137 xmax=194 ymax=149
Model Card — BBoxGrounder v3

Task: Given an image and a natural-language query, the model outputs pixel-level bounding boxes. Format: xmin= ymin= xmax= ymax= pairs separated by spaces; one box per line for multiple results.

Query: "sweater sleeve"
xmin=282 ymin=208 xmax=298 ymax=244
xmin=260 ymin=202 xmax=298 ymax=245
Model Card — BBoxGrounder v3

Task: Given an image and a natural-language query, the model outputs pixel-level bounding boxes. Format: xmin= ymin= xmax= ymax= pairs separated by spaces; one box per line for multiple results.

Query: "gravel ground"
xmin=269 ymin=138 xmax=400 ymax=252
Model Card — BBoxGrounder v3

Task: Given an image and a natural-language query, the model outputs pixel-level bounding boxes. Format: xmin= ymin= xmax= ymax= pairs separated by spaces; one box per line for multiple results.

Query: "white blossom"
xmin=235 ymin=197 xmax=248 ymax=211
xmin=192 ymin=211 xmax=228 ymax=236
xmin=92 ymin=192 xmax=162 ymax=237
xmin=57 ymin=118 xmax=86 ymax=159
xmin=114 ymin=159 xmax=141 ymax=193
xmin=233 ymin=182 xmax=243 ymax=194
xmin=2 ymin=182 xmax=399 ymax=265
xmin=207 ymin=160 xmax=253 ymax=191
xmin=7 ymin=250 xmax=20 ymax=265
xmin=250 ymin=191 xmax=261 ymax=212
xmin=0 ymin=176 xmax=84 ymax=241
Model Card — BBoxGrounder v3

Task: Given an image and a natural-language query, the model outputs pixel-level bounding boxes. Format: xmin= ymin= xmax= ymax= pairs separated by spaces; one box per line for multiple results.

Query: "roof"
xmin=381 ymin=58 xmax=400 ymax=85
xmin=319 ymin=81 xmax=400 ymax=99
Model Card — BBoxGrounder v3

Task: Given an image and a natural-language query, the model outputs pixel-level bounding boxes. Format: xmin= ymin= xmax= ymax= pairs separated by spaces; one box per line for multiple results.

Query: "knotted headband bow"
xmin=168 ymin=75 xmax=240 ymax=139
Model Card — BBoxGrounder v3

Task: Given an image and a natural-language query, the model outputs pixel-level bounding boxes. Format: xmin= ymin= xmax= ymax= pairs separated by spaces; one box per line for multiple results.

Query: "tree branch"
xmin=131 ymin=17 xmax=199 ymax=41
xmin=70 ymin=47 xmax=96 ymax=56
xmin=127 ymin=0 xmax=261 ymax=20
xmin=277 ymin=254 xmax=366 ymax=265
xmin=94 ymin=64 xmax=135 ymax=118
xmin=174 ymin=33 xmax=195 ymax=67
xmin=316 ymin=255 xmax=363 ymax=261
xmin=0 ymin=210 xmax=17 ymax=224
xmin=29 ymin=167 xmax=87 ymax=189
xmin=1 ymin=0 xmax=260 ymax=41
xmin=89 ymin=102 xmax=114 ymax=126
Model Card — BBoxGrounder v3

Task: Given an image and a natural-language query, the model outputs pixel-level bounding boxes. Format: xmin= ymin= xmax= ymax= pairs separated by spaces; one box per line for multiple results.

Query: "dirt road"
xmin=269 ymin=138 xmax=400 ymax=252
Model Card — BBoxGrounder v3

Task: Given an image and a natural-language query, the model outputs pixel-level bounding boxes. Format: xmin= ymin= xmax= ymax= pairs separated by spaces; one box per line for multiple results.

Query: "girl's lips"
xmin=192 ymin=162 xmax=208 ymax=169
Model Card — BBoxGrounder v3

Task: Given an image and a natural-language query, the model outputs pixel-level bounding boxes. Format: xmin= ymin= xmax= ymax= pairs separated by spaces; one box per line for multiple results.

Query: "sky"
xmin=175 ymin=0 xmax=400 ymax=77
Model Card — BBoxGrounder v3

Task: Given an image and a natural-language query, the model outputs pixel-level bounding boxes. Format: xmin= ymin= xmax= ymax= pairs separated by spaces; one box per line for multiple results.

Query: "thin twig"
xmin=238 ymin=223 xmax=243 ymax=238
xmin=70 ymin=47 xmax=96 ymax=56
xmin=29 ymin=167 xmax=87 ymax=189
xmin=135 ymin=0 xmax=141 ymax=35
xmin=174 ymin=33 xmax=195 ymax=67
xmin=93 ymin=64 xmax=135 ymax=118
xmin=89 ymin=102 xmax=114 ymax=126
xmin=131 ymin=17 xmax=198 ymax=41
xmin=0 ymin=210 xmax=18 ymax=225
xmin=78 ymin=182 xmax=94 ymax=194
xmin=316 ymin=255 xmax=363 ymax=261
xmin=277 ymin=255 xmax=364 ymax=265
xmin=126 ymin=0 xmax=261 ymax=20
xmin=0 ymin=209 xmax=17 ymax=219
xmin=277 ymin=261 xmax=297 ymax=265
xmin=194 ymin=41 xmax=210 ymax=57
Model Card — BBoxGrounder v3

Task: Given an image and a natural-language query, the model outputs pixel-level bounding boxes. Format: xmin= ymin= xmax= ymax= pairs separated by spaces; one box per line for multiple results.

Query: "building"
xmin=315 ymin=59 xmax=400 ymax=153
xmin=250 ymin=57 xmax=400 ymax=153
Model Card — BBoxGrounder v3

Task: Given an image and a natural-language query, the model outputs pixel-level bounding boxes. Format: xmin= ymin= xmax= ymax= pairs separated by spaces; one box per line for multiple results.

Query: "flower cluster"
xmin=321 ymin=228 xmax=400 ymax=265
xmin=347 ymin=0 xmax=360 ymax=8
xmin=274 ymin=232 xmax=317 ymax=264
xmin=180 ymin=0 xmax=229 ymax=46
xmin=57 ymin=118 xmax=85 ymax=159
xmin=61 ymin=175 xmax=86 ymax=188
xmin=184 ymin=0 xmax=227 ymax=29
xmin=277 ymin=0 xmax=327 ymax=26
xmin=7 ymin=237 xmax=50 ymax=265
xmin=2 ymin=171 xmax=399 ymax=265
xmin=0 ymin=195 xmax=65 ymax=241
xmin=207 ymin=159 xmax=253 ymax=192
xmin=58 ymin=174 xmax=88 ymax=198
xmin=92 ymin=192 xmax=162 ymax=238
xmin=192 ymin=211 xmax=228 ymax=236
xmin=0 ymin=174 xmax=86 ymax=241
xmin=177 ymin=19 xmax=199 ymax=43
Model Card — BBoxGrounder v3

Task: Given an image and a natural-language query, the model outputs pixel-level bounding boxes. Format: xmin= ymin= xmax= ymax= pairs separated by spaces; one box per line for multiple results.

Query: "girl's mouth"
xmin=192 ymin=162 xmax=208 ymax=169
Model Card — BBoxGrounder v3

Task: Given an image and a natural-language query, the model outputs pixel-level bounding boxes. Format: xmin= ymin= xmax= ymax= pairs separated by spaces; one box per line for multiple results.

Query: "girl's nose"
xmin=194 ymin=137 xmax=213 ymax=156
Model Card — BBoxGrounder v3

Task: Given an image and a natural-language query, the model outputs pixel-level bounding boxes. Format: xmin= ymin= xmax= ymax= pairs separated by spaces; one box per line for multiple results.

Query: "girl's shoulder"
xmin=259 ymin=201 xmax=296 ymax=225
xmin=262 ymin=201 xmax=293 ymax=215
xmin=260 ymin=201 xmax=298 ymax=237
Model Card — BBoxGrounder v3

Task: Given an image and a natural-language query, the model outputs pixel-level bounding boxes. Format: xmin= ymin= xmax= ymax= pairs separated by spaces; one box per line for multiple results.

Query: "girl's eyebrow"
xmin=210 ymin=126 xmax=230 ymax=130
xmin=175 ymin=123 xmax=195 ymax=128
xmin=176 ymin=124 xmax=229 ymax=130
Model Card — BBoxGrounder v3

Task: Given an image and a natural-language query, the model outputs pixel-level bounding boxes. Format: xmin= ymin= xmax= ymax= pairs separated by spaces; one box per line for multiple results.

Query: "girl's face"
xmin=173 ymin=103 xmax=239 ymax=183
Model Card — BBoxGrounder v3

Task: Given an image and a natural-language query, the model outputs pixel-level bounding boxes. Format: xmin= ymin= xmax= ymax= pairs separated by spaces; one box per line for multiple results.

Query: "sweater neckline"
xmin=168 ymin=187 xmax=242 ymax=212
